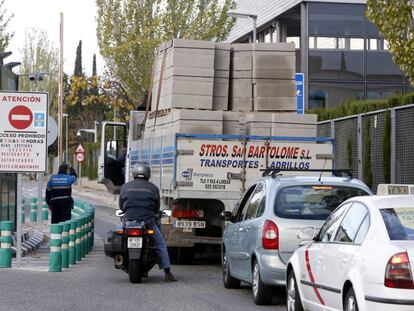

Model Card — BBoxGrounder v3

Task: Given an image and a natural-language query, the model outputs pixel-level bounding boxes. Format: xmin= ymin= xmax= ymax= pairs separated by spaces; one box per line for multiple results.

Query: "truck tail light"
xmin=172 ymin=208 xmax=204 ymax=218
xmin=262 ymin=220 xmax=279 ymax=250
xmin=385 ymin=252 xmax=414 ymax=289
xmin=126 ymin=228 xmax=143 ymax=237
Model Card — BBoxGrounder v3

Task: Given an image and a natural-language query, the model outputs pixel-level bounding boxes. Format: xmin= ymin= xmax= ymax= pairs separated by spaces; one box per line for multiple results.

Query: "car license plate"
xmin=174 ymin=220 xmax=206 ymax=229
xmin=127 ymin=237 xmax=142 ymax=248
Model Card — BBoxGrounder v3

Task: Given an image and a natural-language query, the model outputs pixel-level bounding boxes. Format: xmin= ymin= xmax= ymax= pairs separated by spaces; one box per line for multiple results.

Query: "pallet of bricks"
xmin=146 ymin=39 xmax=316 ymax=138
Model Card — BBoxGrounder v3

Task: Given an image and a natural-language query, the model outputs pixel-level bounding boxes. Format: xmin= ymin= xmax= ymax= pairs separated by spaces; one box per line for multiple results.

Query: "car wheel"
xmin=252 ymin=260 xmax=273 ymax=305
xmin=287 ymin=270 xmax=304 ymax=311
xmin=344 ymin=287 xmax=359 ymax=311
xmin=222 ymin=248 xmax=240 ymax=289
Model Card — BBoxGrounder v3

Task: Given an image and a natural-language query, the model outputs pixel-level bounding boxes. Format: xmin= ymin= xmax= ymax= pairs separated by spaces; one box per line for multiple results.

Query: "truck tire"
xmin=128 ymin=259 xmax=142 ymax=283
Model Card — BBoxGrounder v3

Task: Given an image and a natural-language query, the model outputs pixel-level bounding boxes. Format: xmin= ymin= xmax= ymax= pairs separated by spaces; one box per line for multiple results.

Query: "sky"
xmin=6 ymin=0 xmax=104 ymax=76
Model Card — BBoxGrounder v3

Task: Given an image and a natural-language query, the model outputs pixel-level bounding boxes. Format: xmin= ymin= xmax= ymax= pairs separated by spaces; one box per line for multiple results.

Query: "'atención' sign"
xmin=0 ymin=91 xmax=49 ymax=173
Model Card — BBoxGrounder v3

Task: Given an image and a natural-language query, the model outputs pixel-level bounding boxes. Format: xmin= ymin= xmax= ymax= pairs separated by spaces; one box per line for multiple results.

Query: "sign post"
xmin=295 ymin=73 xmax=305 ymax=115
xmin=0 ymin=91 xmax=49 ymax=266
xmin=75 ymin=144 xmax=85 ymax=187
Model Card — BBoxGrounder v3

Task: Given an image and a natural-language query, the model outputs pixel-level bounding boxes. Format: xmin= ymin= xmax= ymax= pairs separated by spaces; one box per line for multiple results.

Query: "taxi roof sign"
xmin=377 ymin=184 xmax=414 ymax=195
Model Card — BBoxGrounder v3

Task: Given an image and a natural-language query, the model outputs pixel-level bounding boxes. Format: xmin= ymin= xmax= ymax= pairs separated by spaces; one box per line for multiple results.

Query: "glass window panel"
xmin=309 ymin=82 xmax=365 ymax=109
xmin=264 ymin=30 xmax=271 ymax=43
xmin=367 ymin=84 xmax=404 ymax=99
xmin=368 ymin=39 xmax=378 ymax=50
xmin=316 ymin=37 xmax=336 ymax=49
xmin=309 ymin=37 xmax=315 ymax=49
xmin=309 ymin=50 xmax=364 ymax=80
xmin=337 ymin=38 xmax=346 ymax=49
xmin=309 ymin=3 xmax=365 ymax=37
xmin=350 ymin=38 xmax=364 ymax=50
xmin=366 ymin=19 xmax=381 ymax=38
xmin=367 ymin=52 xmax=404 ymax=82
xmin=406 ymin=83 xmax=414 ymax=94
xmin=334 ymin=203 xmax=368 ymax=243
xmin=384 ymin=40 xmax=390 ymax=50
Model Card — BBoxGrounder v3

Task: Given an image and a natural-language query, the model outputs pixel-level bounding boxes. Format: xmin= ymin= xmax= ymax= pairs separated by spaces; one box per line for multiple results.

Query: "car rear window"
xmin=274 ymin=185 xmax=369 ymax=220
xmin=380 ymin=208 xmax=414 ymax=241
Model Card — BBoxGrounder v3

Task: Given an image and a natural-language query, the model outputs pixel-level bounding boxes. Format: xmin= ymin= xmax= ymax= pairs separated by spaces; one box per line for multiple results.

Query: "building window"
xmin=350 ymin=38 xmax=364 ymax=50
xmin=366 ymin=51 xmax=404 ymax=82
xmin=309 ymin=82 xmax=365 ymax=109
xmin=264 ymin=29 xmax=272 ymax=43
xmin=316 ymin=37 xmax=336 ymax=49
xmin=367 ymin=84 xmax=404 ymax=99
xmin=367 ymin=39 xmax=378 ymax=50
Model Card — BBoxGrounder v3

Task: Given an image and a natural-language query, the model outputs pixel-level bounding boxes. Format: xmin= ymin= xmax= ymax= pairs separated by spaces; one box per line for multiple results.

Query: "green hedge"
xmin=311 ymin=92 xmax=414 ymax=121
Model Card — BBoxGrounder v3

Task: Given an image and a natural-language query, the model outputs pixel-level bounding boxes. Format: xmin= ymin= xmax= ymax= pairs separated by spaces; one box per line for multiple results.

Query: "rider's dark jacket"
xmin=119 ymin=178 xmax=160 ymax=223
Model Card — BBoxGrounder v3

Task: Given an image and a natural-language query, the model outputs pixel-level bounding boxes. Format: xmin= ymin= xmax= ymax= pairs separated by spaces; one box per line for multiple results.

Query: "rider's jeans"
xmin=148 ymin=223 xmax=170 ymax=270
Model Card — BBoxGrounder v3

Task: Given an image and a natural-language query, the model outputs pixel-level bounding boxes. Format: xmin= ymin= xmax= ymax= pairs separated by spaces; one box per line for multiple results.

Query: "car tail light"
xmin=126 ymin=228 xmax=143 ymax=236
xmin=385 ymin=252 xmax=414 ymax=289
xmin=262 ymin=220 xmax=279 ymax=250
xmin=172 ymin=208 xmax=204 ymax=218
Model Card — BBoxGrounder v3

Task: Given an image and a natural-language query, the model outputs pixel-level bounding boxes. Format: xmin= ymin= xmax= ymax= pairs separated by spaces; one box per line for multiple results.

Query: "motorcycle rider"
xmin=119 ymin=162 xmax=177 ymax=282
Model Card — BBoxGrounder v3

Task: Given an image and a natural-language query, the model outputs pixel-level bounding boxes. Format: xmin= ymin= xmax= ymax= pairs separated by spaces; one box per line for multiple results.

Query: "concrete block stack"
xmin=147 ymin=39 xmax=315 ymax=139
xmin=253 ymin=43 xmax=296 ymax=112
xmin=213 ymin=43 xmax=231 ymax=111
xmin=151 ymin=39 xmax=216 ymax=111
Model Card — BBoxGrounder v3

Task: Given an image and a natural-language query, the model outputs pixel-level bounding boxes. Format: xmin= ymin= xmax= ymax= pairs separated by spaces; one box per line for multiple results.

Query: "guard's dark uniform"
xmin=46 ymin=167 xmax=77 ymax=224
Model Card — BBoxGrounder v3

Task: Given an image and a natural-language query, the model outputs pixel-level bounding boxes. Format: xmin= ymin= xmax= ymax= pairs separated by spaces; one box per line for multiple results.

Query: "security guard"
xmin=119 ymin=162 xmax=177 ymax=282
xmin=46 ymin=163 xmax=77 ymax=224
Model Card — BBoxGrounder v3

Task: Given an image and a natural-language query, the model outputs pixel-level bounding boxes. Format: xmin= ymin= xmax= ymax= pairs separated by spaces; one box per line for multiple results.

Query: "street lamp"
xmin=227 ymin=9 xmax=258 ymax=43
xmin=62 ymin=113 xmax=69 ymax=162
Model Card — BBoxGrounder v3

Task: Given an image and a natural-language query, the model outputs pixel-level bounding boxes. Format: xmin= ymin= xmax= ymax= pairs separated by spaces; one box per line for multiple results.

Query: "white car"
xmin=287 ymin=195 xmax=414 ymax=311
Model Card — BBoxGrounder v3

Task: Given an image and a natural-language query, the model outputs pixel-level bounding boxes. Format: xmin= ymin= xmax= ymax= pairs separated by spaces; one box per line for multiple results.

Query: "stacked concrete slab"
xmin=151 ymin=39 xmax=216 ymax=111
xmin=145 ymin=109 xmax=223 ymax=138
xmin=213 ymin=43 xmax=231 ymax=111
xmin=230 ymin=43 xmax=296 ymax=112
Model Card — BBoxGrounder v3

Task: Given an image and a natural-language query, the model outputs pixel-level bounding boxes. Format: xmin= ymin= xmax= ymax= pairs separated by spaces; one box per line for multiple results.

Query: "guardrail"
xmin=49 ymin=200 xmax=95 ymax=272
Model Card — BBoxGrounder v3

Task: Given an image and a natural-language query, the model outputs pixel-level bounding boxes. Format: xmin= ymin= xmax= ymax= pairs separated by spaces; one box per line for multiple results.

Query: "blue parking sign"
xmin=33 ymin=112 xmax=46 ymax=128
xmin=295 ymin=73 xmax=304 ymax=114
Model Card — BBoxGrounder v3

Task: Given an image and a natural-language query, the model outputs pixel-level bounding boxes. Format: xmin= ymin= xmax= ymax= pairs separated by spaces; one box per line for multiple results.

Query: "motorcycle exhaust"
xmin=114 ymin=255 xmax=123 ymax=267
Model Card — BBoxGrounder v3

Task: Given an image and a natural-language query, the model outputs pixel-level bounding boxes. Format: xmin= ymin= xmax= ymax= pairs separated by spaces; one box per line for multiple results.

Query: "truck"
xmin=98 ymin=111 xmax=334 ymax=263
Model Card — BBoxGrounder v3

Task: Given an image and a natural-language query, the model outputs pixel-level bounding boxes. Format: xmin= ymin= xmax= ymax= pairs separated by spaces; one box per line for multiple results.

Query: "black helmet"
xmin=132 ymin=162 xmax=151 ymax=180
xmin=58 ymin=163 xmax=69 ymax=174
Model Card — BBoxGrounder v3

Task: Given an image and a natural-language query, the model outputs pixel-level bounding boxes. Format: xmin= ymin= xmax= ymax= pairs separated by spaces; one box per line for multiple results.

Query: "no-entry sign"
xmin=0 ymin=92 xmax=49 ymax=173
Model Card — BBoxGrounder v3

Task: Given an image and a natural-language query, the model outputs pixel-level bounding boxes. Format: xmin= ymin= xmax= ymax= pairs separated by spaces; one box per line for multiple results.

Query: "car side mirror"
xmin=162 ymin=209 xmax=172 ymax=217
xmin=297 ymin=226 xmax=317 ymax=246
xmin=220 ymin=211 xmax=234 ymax=222
xmin=115 ymin=209 xmax=124 ymax=217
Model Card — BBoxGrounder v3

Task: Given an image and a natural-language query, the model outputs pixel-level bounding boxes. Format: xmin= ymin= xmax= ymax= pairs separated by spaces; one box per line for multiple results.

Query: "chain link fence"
xmin=318 ymin=104 xmax=414 ymax=193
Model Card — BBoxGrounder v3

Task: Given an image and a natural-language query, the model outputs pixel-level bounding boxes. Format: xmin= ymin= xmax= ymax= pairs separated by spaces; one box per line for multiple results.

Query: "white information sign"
xmin=0 ymin=91 xmax=48 ymax=173
xmin=176 ymin=140 xmax=333 ymax=192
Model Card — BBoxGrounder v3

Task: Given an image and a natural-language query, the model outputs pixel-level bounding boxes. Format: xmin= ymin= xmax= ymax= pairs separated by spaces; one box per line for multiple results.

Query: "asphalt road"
xmin=0 ymin=182 xmax=286 ymax=311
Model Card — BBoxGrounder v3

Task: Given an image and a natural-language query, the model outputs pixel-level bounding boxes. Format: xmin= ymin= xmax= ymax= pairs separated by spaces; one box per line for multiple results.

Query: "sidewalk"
xmin=72 ymin=178 xmax=118 ymax=209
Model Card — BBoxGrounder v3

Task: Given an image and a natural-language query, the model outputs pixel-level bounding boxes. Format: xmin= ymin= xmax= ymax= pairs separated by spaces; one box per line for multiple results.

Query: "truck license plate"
xmin=127 ymin=237 xmax=142 ymax=248
xmin=174 ymin=220 xmax=206 ymax=229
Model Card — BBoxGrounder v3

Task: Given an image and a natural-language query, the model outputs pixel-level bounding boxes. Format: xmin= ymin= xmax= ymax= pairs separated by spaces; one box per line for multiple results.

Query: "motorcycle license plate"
xmin=174 ymin=220 xmax=206 ymax=229
xmin=127 ymin=237 xmax=142 ymax=248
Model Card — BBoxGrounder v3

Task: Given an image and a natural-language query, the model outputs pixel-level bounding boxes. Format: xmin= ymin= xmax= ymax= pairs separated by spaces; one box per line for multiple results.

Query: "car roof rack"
xmin=260 ymin=168 xmax=353 ymax=179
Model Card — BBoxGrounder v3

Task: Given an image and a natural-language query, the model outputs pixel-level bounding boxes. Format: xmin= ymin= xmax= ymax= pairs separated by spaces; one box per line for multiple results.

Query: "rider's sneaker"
xmin=165 ymin=272 xmax=177 ymax=282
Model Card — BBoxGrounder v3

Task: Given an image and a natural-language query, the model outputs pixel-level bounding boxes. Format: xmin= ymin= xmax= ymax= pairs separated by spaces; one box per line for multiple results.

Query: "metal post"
xmin=37 ymin=173 xmax=43 ymax=225
xmin=58 ymin=13 xmax=64 ymax=163
xmin=390 ymin=109 xmax=396 ymax=183
xmin=79 ymin=162 xmax=82 ymax=187
xmin=252 ymin=17 xmax=257 ymax=43
xmin=16 ymin=174 xmax=22 ymax=266
xmin=357 ymin=115 xmax=363 ymax=180
xmin=301 ymin=2 xmax=309 ymax=110
xmin=65 ymin=115 xmax=69 ymax=162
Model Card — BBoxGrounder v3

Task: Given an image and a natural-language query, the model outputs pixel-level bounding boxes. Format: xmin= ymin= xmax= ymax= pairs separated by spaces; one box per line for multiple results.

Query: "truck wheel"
xmin=176 ymin=247 xmax=194 ymax=264
xmin=128 ymin=259 xmax=142 ymax=283
xmin=222 ymin=248 xmax=240 ymax=289
xmin=252 ymin=260 xmax=273 ymax=305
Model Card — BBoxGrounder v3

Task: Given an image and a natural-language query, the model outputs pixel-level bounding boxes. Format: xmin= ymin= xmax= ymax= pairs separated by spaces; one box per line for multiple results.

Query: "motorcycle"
xmin=104 ymin=209 xmax=171 ymax=283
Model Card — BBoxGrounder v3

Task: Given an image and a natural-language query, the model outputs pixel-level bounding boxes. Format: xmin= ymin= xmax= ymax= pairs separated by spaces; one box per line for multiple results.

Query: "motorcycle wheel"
xmin=128 ymin=259 xmax=142 ymax=283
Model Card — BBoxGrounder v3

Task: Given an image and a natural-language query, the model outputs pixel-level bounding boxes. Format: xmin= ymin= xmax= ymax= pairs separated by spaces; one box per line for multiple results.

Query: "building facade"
xmin=227 ymin=0 xmax=412 ymax=109
xmin=0 ymin=60 xmax=19 ymax=222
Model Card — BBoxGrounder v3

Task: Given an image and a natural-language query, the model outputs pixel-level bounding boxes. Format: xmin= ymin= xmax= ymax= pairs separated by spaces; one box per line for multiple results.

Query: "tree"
xmin=0 ymin=0 xmax=13 ymax=52
xmin=96 ymin=0 xmax=235 ymax=108
xmin=366 ymin=0 xmax=414 ymax=83
xmin=74 ymin=40 xmax=83 ymax=76
xmin=19 ymin=28 xmax=59 ymax=114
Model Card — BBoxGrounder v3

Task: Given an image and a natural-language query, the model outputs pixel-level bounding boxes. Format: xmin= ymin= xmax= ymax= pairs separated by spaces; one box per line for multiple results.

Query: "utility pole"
xmin=58 ymin=12 xmax=64 ymax=164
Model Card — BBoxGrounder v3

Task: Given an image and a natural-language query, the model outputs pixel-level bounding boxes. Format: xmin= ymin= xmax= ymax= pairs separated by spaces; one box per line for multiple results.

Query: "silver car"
xmin=221 ymin=174 xmax=372 ymax=305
